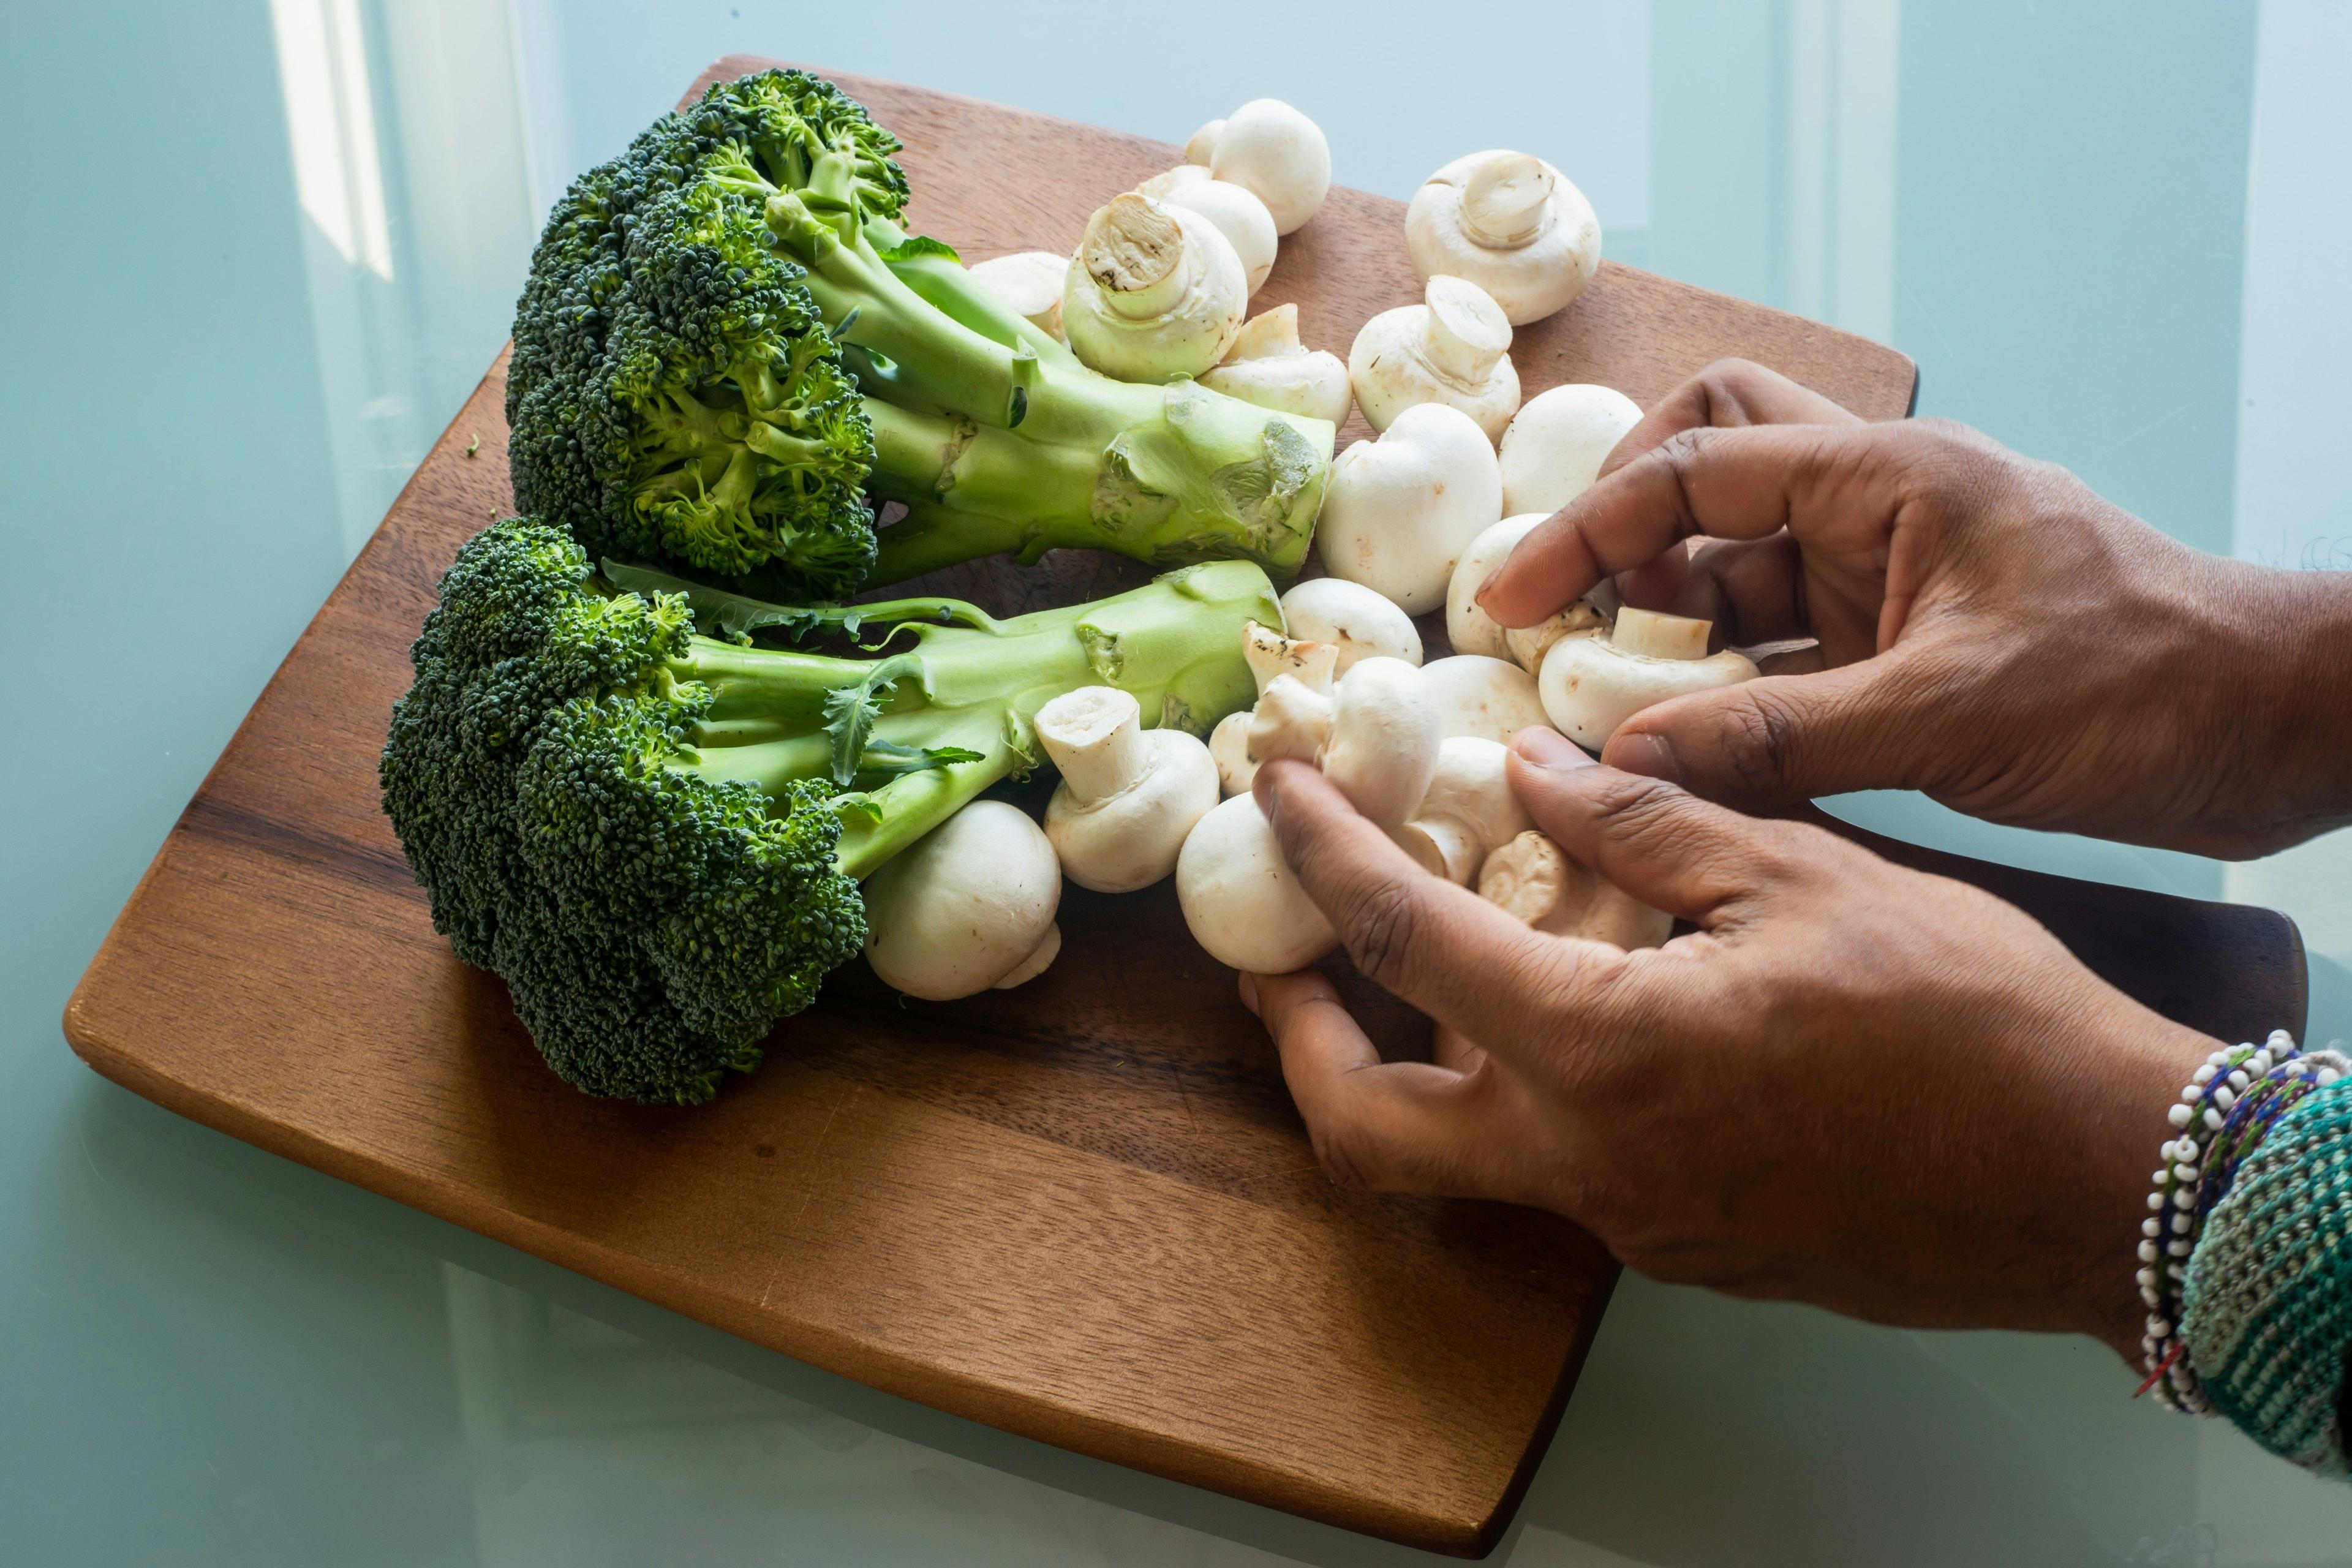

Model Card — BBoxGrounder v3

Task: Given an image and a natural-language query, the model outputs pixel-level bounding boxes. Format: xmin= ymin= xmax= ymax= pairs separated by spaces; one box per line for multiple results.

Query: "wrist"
xmin=2198 ymin=563 xmax=2352 ymax=855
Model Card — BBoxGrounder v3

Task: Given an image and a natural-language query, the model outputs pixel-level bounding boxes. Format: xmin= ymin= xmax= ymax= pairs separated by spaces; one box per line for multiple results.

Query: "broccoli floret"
xmin=382 ymin=516 xmax=1275 ymax=1103
xmin=507 ymin=68 xmax=1333 ymax=603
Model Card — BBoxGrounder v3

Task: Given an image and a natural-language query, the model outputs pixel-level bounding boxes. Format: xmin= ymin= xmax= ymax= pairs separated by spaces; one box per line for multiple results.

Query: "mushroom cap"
xmin=967 ymin=251 xmax=1071 ymax=343
xmin=1319 ymin=656 xmax=1442 ymax=829
xmin=1063 ymin=194 xmax=1248 ymax=382
xmin=1177 ymin=794 xmax=1339 ymax=973
xmin=1446 ymin=513 xmax=1550 ymax=660
xmin=1136 ymin=164 xmax=1213 ymax=200
xmin=1278 ymin=577 xmax=1423 ymax=671
xmin=1419 ymin=654 xmax=1550 ymax=745
xmin=1185 ymin=118 xmax=1226 ymax=167
xmin=1316 ymin=401 xmax=1504 ymax=616
xmin=1201 ymin=350 xmax=1352 ymax=426
xmin=1209 ymin=709 xmax=1256 ymax=796
xmin=1393 ymin=736 xmax=1533 ymax=883
xmin=1158 ymin=177 xmax=1278 ymax=295
xmin=1404 ymin=149 xmax=1602 ymax=325
xmin=1498 ymin=383 xmax=1643 ymax=517
xmin=862 ymin=800 xmax=1063 ymax=1000
xmin=1347 ymin=277 xmax=1521 ymax=441
xmin=1537 ymin=634 xmax=1760 ymax=749
xmin=1046 ymin=728 xmax=1219 ymax=893
xmin=1208 ymin=99 xmax=1330 ymax=235
xmin=1503 ymin=611 xmax=1605 ymax=675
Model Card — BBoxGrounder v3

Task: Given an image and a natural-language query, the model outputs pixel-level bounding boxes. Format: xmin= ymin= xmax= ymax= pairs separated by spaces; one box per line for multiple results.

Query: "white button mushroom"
xmin=1498 ymin=383 xmax=1644 ymax=517
xmin=1405 ymin=150 xmax=1602 ymax=326
xmin=1036 ymin=687 xmax=1220 ymax=894
xmin=1348 ymin=275 xmax=1522 ymax=442
xmin=1063 ymin=193 xmax=1248 ymax=382
xmin=1393 ymin=736 xmax=1536 ymax=884
xmin=1477 ymin=831 xmax=1670 ymax=950
xmin=1136 ymin=167 xmax=1277 ymax=296
xmin=1185 ymin=118 xmax=1226 ymax=168
xmin=1203 ymin=99 xmax=1330 ymax=236
xmin=1176 ymin=793 xmax=1338 ymax=973
xmin=1537 ymin=607 xmax=1760 ymax=750
xmin=1446 ymin=513 xmax=1547 ymax=660
xmin=1418 ymin=655 xmax=1550 ymax=745
xmin=1200 ymin=306 xmax=1352 ymax=426
xmin=965 ymin=251 xmax=1072 ymax=344
xmin=1316 ymin=401 xmax=1504 ymax=617
xmin=1278 ymin=576 xmax=1422 ymax=671
xmin=1247 ymin=657 xmax=1442 ymax=831
xmin=1210 ymin=620 xmax=1339 ymax=796
xmin=862 ymin=800 xmax=1063 ymax=1000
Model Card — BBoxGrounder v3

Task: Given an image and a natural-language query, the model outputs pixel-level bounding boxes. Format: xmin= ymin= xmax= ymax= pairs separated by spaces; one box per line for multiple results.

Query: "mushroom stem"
xmin=1085 ymin=195 xmax=1188 ymax=320
xmin=1035 ymin=687 xmax=1147 ymax=805
xmin=1460 ymin=153 xmax=1555 ymax=247
xmin=1423 ymin=276 xmax=1513 ymax=382
xmin=1611 ymin=607 xmax=1711 ymax=661
xmin=1477 ymin=831 xmax=1672 ymax=949
xmin=1243 ymin=620 xmax=1338 ymax=696
xmin=1246 ymin=674 xmax=1335 ymax=765
xmin=1394 ymin=816 xmax=1485 ymax=883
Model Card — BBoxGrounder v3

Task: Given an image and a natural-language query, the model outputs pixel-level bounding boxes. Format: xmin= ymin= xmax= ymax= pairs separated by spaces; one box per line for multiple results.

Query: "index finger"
xmin=1253 ymin=760 xmax=1604 ymax=1047
xmin=1477 ymin=421 xmax=1882 ymax=629
xmin=1599 ymin=359 xmax=1864 ymax=481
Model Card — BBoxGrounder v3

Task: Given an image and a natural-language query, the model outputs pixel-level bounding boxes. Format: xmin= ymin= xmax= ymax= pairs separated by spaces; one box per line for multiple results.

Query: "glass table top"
xmin=6 ymin=2 xmax=2348 ymax=1562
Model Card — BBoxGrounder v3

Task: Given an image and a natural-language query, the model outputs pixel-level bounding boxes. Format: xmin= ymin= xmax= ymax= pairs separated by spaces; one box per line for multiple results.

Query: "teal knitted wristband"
xmin=2181 ymin=1074 xmax=2352 ymax=1473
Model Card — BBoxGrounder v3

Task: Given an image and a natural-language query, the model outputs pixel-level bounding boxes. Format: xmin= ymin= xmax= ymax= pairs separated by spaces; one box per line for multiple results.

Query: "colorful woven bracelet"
xmin=2180 ymin=1058 xmax=2352 ymax=1472
xmin=2138 ymin=1030 xmax=2346 ymax=1414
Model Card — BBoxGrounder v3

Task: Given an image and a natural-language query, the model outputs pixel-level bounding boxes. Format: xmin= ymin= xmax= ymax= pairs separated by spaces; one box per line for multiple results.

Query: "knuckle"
xmin=1708 ymin=687 xmax=1802 ymax=799
xmin=1335 ymin=875 xmax=1424 ymax=990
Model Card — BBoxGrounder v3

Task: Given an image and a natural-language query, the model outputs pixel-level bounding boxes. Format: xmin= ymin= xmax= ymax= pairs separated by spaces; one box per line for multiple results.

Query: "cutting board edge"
xmin=62 ymin=967 xmax=1524 ymax=1557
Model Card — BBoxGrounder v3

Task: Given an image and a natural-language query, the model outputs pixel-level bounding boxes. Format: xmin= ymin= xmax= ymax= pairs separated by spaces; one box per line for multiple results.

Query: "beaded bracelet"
xmin=2139 ymin=1030 xmax=2346 ymax=1412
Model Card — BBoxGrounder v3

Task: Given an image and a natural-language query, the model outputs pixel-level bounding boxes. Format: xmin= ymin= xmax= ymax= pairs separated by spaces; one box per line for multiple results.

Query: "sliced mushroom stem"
xmin=1611 ymin=607 xmax=1712 ymax=660
xmin=1243 ymin=619 xmax=1338 ymax=696
xmin=1460 ymin=153 xmax=1556 ymax=247
xmin=1477 ymin=831 xmax=1672 ymax=949
xmin=1085 ymin=195 xmax=1188 ymax=320
xmin=1246 ymin=674 xmax=1335 ymax=766
xmin=1423 ymin=275 xmax=1513 ymax=382
xmin=1393 ymin=816 xmax=1485 ymax=884
xmin=1036 ymin=686 xmax=1148 ymax=804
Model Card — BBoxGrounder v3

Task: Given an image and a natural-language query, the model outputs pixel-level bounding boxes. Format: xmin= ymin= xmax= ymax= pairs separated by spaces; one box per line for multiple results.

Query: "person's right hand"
xmin=1477 ymin=360 xmax=2352 ymax=858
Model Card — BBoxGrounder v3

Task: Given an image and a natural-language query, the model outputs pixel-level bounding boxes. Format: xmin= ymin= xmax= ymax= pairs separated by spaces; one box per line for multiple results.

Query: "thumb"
xmin=1599 ymin=650 xmax=1949 ymax=809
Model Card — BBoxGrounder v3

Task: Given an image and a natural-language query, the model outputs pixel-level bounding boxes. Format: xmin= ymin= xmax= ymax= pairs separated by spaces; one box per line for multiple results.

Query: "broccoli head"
xmin=382 ymin=516 xmax=1275 ymax=1102
xmin=507 ymin=68 xmax=1333 ymax=603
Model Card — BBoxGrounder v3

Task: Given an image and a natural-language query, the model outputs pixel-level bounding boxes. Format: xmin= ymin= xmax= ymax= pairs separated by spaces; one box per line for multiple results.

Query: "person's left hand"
xmin=1243 ymin=734 xmax=2214 ymax=1358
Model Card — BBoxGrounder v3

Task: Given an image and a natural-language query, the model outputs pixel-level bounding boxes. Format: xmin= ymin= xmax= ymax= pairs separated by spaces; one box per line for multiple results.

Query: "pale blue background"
xmin=6 ymin=2 xmax=2351 ymax=1563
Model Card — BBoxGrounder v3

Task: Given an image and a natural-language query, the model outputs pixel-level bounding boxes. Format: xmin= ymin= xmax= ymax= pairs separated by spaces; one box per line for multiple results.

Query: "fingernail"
xmin=1237 ymin=972 xmax=1261 ymax=1016
xmin=1607 ymin=731 xmax=1684 ymax=786
xmin=1514 ymin=726 xmax=1597 ymax=771
xmin=1472 ymin=568 xmax=1502 ymax=607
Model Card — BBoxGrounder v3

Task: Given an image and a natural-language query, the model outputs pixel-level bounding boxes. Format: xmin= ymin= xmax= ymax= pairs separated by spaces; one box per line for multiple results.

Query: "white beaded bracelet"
xmin=2138 ymin=1028 xmax=2342 ymax=1412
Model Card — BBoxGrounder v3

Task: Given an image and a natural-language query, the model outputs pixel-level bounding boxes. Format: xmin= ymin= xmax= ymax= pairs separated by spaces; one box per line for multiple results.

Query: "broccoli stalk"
xmin=381 ymin=517 xmax=1275 ymax=1105
xmin=507 ymin=69 xmax=1333 ymax=603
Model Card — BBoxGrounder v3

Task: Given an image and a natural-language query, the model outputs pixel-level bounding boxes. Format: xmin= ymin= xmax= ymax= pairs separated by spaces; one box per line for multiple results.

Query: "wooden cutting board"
xmin=62 ymin=58 xmax=2303 ymax=1558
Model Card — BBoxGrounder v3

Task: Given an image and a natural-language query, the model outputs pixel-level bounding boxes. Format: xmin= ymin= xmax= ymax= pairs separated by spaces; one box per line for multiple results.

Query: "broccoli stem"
xmin=666 ymin=559 xmax=1278 ymax=881
xmin=756 ymin=185 xmax=1334 ymax=592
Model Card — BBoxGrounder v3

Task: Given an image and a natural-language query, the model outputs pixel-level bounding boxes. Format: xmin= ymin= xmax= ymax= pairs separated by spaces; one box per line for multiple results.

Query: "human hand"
xmin=1245 ymin=734 xmax=2215 ymax=1357
xmin=1477 ymin=360 xmax=2352 ymax=858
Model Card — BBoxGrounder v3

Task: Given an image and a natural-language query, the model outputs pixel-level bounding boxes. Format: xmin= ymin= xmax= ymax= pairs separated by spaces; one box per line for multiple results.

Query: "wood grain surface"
xmin=62 ymin=58 xmax=2297 ymax=1558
